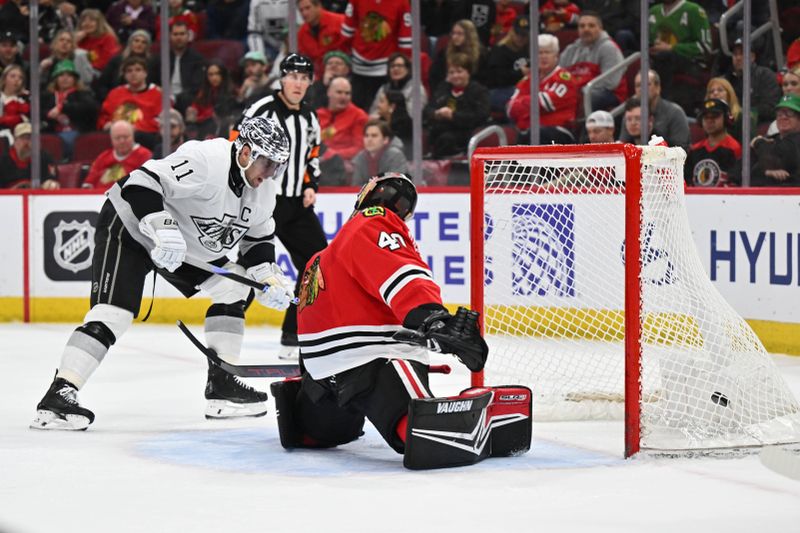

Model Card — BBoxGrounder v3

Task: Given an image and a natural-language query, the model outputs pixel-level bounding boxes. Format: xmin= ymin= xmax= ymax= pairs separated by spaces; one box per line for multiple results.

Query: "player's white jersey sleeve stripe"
xmin=392 ymin=359 xmax=431 ymax=398
xmin=380 ymin=264 xmax=433 ymax=306
xmin=341 ymin=23 xmax=354 ymax=37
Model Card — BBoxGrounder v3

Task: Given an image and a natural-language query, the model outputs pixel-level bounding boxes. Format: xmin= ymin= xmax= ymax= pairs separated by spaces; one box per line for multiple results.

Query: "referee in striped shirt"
xmin=231 ymin=53 xmax=328 ymax=359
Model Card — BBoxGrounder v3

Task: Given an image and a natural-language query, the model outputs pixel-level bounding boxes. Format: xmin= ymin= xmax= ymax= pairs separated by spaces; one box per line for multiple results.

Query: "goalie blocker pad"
xmin=403 ymin=386 xmax=532 ymax=470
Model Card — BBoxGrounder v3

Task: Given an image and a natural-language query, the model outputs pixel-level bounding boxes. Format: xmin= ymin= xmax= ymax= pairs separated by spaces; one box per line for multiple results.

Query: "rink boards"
xmin=0 ymin=188 xmax=798 ymax=354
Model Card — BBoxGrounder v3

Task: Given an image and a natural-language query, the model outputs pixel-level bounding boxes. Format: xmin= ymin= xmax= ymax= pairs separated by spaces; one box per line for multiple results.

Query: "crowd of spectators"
xmin=1 ymin=0 xmax=800 ymax=188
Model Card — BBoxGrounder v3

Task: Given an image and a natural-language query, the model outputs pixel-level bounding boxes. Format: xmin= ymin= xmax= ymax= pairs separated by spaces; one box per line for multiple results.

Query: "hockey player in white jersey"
xmin=31 ymin=116 xmax=296 ymax=431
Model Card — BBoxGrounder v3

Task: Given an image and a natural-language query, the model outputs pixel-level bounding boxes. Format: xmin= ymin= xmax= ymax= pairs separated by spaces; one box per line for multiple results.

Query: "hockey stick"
xmin=177 ymin=320 xmax=301 ymax=378
xmin=182 ymin=256 xmax=299 ymax=305
xmin=759 ymin=445 xmax=800 ymax=481
xmin=178 ymin=320 xmax=452 ymax=379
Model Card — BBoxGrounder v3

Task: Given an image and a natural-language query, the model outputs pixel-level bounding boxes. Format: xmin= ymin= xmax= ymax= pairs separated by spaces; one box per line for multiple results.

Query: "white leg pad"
xmin=83 ymin=304 xmax=134 ymax=340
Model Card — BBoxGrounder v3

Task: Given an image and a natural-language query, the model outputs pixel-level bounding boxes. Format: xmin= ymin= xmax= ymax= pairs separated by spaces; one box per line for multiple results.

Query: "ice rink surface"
xmin=1 ymin=322 xmax=799 ymax=533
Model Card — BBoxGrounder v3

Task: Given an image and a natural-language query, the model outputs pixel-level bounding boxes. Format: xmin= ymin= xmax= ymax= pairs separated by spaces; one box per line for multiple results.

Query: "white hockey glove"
xmin=138 ymin=211 xmax=187 ymax=272
xmin=247 ymin=262 xmax=294 ymax=310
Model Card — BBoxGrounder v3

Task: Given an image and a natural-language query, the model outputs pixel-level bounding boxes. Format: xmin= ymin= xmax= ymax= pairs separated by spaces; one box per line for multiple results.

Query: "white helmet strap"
xmin=236 ymin=144 xmax=255 ymax=189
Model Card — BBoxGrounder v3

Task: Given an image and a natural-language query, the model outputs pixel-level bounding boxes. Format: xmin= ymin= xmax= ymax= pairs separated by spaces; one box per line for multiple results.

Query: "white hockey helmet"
xmin=234 ymin=116 xmax=291 ymax=185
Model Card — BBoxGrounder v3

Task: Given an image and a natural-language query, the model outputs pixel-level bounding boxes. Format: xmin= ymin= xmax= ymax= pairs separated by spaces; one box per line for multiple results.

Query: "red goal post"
xmin=469 ymin=143 xmax=800 ymax=457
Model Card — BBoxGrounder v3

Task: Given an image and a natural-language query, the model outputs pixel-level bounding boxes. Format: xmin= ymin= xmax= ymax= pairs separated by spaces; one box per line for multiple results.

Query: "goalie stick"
xmin=182 ymin=256 xmax=299 ymax=305
xmin=177 ymin=320 xmax=453 ymax=378
xmin=759 ymin=444 xmax=800 ymax=481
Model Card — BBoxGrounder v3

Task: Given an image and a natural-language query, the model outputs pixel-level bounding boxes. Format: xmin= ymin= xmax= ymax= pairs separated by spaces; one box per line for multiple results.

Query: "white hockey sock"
xmin=205 ymin=315 xmax=244 ymax=365
xmin=56 ymin=333 xmax=105 ymax=389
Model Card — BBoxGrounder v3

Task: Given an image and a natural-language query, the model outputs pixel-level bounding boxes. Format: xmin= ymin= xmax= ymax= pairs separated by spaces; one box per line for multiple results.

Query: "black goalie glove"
xmin=393 ymin=306 xmax=488 ymax=372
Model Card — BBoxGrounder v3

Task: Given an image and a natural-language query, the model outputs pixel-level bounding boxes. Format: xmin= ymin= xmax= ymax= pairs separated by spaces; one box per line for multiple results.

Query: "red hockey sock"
xmin=395 ymin=414 xmax=408 ymax=443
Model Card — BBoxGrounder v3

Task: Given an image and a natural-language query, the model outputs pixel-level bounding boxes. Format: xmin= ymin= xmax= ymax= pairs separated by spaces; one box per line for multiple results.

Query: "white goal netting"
xmin=475 ymin=145 xmax=800 ymax=452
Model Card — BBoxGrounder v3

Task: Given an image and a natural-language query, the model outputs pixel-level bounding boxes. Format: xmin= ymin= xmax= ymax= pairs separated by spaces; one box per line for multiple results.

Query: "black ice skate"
xmin=205 ymin=364 xmax=268 ymax=419
xmin=30 ymin=377 xmax=95 ymax=431
xmin=277 ymin=331 xmax=299 ymax=360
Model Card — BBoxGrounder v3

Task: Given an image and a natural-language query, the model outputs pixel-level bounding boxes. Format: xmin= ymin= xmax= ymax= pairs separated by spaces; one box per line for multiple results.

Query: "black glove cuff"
xmin=402 ymin=303 xmax=449 ymax=330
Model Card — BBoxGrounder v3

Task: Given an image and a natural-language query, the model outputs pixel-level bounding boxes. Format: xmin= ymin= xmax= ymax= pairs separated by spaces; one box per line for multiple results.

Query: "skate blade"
xmin=30 ymin=409 xmax=91 ymax=431
xmin=277 ymin=346 xmax=299 ymax=360
xmin=205 ymin=400 xmax=268 ymax=419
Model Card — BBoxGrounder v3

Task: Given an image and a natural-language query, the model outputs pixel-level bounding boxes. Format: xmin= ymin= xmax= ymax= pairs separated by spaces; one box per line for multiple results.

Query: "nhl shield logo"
xmin=54 ymin=220 xmax=95 ymax=273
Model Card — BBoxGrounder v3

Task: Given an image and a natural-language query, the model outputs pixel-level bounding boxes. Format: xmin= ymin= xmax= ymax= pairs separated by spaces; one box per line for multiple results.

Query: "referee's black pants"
xmin=273 ymin=195 xmax=328 ymax=338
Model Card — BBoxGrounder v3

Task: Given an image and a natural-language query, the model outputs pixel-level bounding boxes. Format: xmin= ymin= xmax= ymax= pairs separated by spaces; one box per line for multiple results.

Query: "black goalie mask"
xmin=353 ymin=172 xmax=417 ymax=221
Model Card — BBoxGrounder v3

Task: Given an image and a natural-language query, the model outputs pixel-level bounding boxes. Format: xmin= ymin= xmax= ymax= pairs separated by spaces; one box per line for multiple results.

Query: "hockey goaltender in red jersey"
xmin=270 ymin=172 xmax=532 ymax=469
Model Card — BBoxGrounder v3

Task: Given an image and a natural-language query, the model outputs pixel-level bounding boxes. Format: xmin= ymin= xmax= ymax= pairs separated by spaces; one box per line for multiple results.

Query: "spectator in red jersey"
xmin=297 ymin=0 xmax=345 ymax=79
xmin=96 ymin=29 xmax=154 ymax=101
xmin=340 ymin=0 xmax=412 ymax=111
xmin=154 ymin=0 xmax=200 ymax=42
xmin=350 ymin=119 xmax=408 ymax=186
xmin=185 ymin=60 xmax=240 ymax=140
xmin=508 ymin=34 xmax=578 ymax=145
xmin=105 ymin=0 xmax=156 ymax=45
xmin=585 ymin=110 xmax=615 ymax=143
xmin=788 ymin=37 xmax=800 ymax=70
xmin=559 ymin=11 xmax=626 ymax=111
xmin=540 ymin=0 xmax=581 ymax=33
xmin=317 ymin=75 xmax=368 ymax=162
xmin=76 ymin=9 xmax=121 ymax=73
xmin=0 ymin=63 xmax=30 ymax=143
xmin=97 ymin=56 xmax=163 ymax=150
xmin=685 ymin=99 xmax=741 ymax=187
xmin=424 ymin=52 xmax=489 ymax=158
xmin=478 ymin=15 xmax=529 ymax=115
xmin=41 ymin=60 xmax=99 ymax=160
xmin=748 ymin=95 xmax=800 ymax=187
xmin=0 ymin=122 xmax=59 ymax=189
xmin=238 ymin=51 xmax=271 ymax=104
xmin=429 ymin=19 xmax=486 ymax=97
xmin=82 ymin=120 xmax=152 ymax=191
xmin=489 ymin=0 xmax=517 ymax=46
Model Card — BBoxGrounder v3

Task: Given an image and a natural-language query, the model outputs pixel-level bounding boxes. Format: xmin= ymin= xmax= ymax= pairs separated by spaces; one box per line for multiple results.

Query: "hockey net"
xmin=469 ymin=143 xmax=800 ymax=455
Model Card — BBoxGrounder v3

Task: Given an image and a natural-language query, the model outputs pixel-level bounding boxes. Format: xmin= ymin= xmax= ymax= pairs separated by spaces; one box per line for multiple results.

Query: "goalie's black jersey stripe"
xmin=301 ymin=339 xmax=408 ymax=359
xmin=299 ymin=329 xmax=396 ymax=347
xmin=382 ymin=268 xmax=432 ymax=303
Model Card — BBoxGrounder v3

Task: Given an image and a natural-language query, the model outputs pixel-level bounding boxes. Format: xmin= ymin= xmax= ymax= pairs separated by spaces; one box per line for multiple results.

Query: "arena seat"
xmin=192 ymin=40 xmax=245 ymax=75
xmin=40 ymin=133 xmax=64 ymax=163
xmin=57 ymin=162 xmax=89 ymax=188
xmin=73 ymin=132 xmax=112 ymax=163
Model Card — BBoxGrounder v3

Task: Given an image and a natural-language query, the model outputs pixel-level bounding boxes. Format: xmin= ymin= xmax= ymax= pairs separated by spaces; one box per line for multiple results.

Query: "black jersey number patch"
xmin=378 ymin=231 xmax=406 ymax=251
xmin=170 ymin=160 xmax=194 ymax=181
